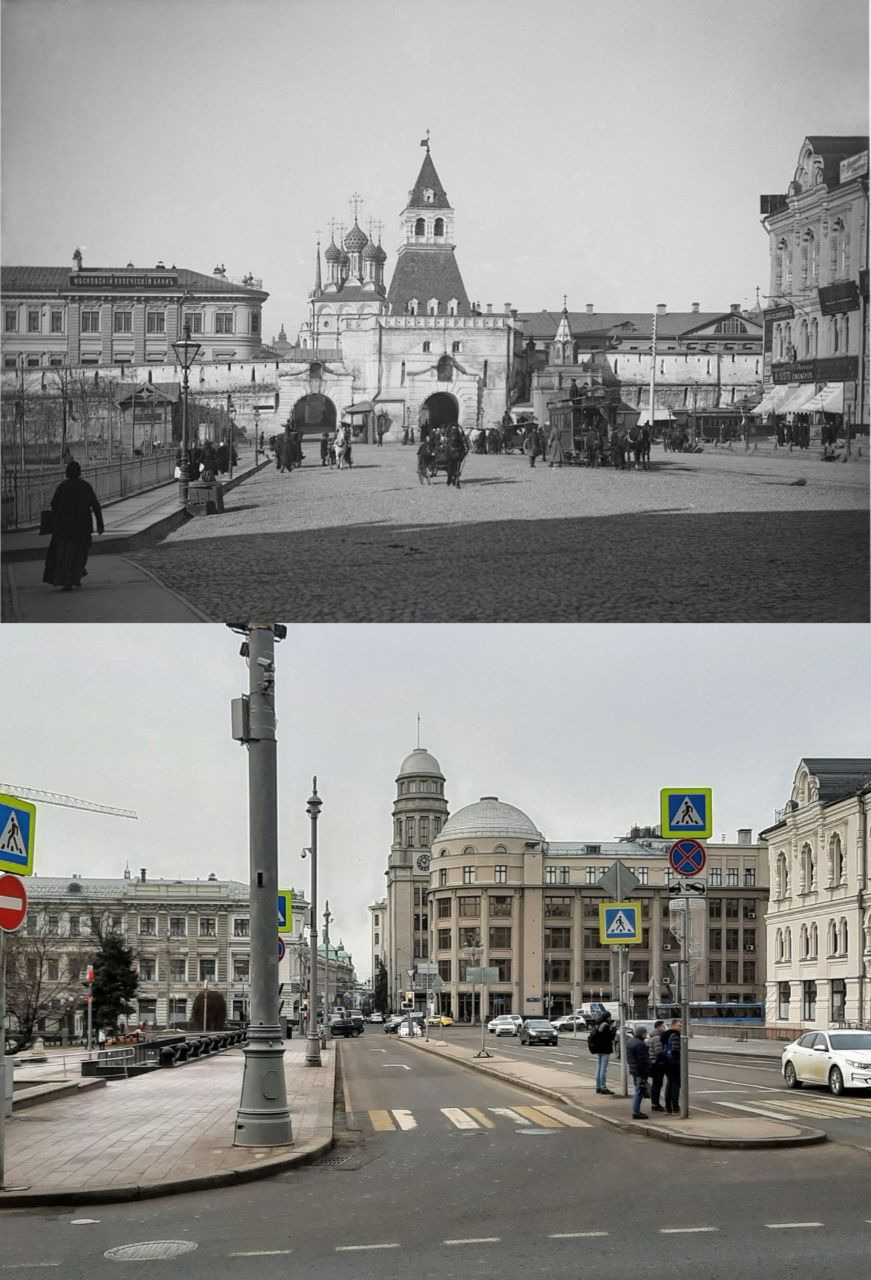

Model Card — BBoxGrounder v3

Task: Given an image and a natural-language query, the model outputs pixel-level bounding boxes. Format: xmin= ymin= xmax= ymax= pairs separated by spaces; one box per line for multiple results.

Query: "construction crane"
xmin=0 ymin=785 xmax=137 ymax=820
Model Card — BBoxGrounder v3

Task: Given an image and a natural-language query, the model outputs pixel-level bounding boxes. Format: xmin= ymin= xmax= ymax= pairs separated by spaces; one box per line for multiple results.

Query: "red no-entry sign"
xmin=0 ymin=873 xmax=28 ymax=932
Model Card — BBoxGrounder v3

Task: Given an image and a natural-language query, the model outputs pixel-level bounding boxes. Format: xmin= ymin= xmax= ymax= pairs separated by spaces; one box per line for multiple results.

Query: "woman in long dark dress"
xmin=42 ymin=460 xmax=104 ymax=591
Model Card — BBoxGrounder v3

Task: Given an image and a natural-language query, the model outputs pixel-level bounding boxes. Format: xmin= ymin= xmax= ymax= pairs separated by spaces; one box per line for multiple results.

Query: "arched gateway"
xmin=292 ymin=393 xmax=337 ymax=439
xmin=420 ymin=391 xmax=459 ymax=433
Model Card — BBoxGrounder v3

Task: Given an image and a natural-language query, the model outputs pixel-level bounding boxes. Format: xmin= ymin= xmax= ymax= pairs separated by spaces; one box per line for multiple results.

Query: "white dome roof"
xmin=398 ymin=747 xmax=443 ymax=778
xmin=439 ymin=797 xmax=542 ymax=842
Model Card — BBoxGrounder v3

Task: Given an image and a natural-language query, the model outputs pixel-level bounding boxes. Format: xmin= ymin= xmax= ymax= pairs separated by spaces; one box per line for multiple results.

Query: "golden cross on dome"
xmin=349 ymin=192 xmax=364 ymax=221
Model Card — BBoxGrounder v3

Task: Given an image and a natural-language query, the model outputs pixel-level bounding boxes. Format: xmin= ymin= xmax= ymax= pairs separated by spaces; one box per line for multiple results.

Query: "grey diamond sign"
xmin=597 ymin=859 xmax=641 ymax=900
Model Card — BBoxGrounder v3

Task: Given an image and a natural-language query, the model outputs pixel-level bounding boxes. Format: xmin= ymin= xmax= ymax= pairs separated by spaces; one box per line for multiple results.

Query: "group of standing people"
xmin=588 ymin=1012 xmax=682 ymax=1118
xmin=271 ymin=429 xmax=305 ymax=473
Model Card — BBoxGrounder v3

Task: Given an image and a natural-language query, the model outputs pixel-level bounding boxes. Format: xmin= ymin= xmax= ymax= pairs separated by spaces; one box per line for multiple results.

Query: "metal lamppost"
xmin=170 ymin=323 xmax=201 ymax=504
xmin=253 ymin=408 xmax=260 ymax=463
xmin=305 ymin=780 xmax=322 ymax=1067
xmin=227 ymin=402 xmax=236 ymax=480
xmin=231 ymin=622 xmax=293 ymax=1146
xmin=323 ymin=902 xmax=332 ymax=1016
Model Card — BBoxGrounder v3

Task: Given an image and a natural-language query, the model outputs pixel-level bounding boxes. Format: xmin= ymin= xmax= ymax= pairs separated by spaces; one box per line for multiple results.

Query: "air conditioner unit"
xmin=745 ymin=944 xmax=755 ymax=952
xmin=663 ymin=945 xmax=672 ymax=951
xmin=746 ymin=912 xmax=756 ymax=919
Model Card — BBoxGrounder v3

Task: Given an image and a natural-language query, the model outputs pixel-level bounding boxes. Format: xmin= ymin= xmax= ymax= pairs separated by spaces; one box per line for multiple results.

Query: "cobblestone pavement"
xmin=129 ymin=444 xmax=869 ymax=622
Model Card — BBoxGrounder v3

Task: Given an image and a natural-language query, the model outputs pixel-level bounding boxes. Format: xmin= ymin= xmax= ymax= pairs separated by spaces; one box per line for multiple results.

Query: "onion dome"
xmin=362 ymin=239 xmax=380 ymax=261
xmin=324 ymin=239 xmax=341 ymax=263
xmin=343 ymin=221 xmax=369 ymax=252
xmin=374 ymin=240 xmax=388 ymax=263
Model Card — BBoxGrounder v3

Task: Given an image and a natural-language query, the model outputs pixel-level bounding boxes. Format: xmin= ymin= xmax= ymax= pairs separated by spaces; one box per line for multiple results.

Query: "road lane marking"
xmin=548 ymin=1232 xmax=608 ymax=1238
xmin=368 ymin=1110 xmax=396 ymax=1131
xmin=442 ymin=1107 xmax=480 ymax=1129
xmin=513 ymin=1105 xmax=564 ymax=1128
xmin=336 ymin=1243 xmax=400 ymax=1251
xmin=392 ymin=1109 xmax=417 ymax=1130
xmin=443 ymin=1238 xmax=501 ymax=1245
xmin=464 ymin=1107 xmax=496 ymax=1128
xmin=0 ymin=1267 xmax=62 ymax=1272
xmin=533 ymin=1104 xmax=592 ymax=1128
xmin=229 ymin=1250 xmax=293 ymax=1257
xmin=765 ymin=1223 xmax=823 ymax=1229
xmin=489 ymin=1107 xmax=530 ymax=1124
xmin=660 ymin=1227 xmax=718 ymax=1234
xmin=383 ymin=1063 xmax=411 ymax=1070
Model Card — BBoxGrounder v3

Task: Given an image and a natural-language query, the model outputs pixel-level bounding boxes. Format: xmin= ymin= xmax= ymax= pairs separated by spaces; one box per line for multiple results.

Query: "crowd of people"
xmin=174 ymin=440 xmax=238 ymax=481
xmin=588 ymin=1011 xmax=683 ymax=1118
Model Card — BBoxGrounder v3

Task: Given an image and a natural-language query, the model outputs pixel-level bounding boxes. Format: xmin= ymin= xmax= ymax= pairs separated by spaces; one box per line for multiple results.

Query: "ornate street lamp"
xmin=305 ymin=780 xmax=323 ymax=1067
xmin=170 ymin=323 xmax=201 ymax=503
xmin=227 ymin=401 xmax=236 ymax=480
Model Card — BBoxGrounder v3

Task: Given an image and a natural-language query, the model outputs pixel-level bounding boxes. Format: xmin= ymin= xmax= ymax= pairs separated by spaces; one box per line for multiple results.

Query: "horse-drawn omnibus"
xmin=548 ymin=390 xmax=641 ymax=465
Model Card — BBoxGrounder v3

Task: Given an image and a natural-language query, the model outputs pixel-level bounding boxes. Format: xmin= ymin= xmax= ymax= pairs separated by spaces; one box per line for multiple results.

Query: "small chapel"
xmin=285 ymin=140 xmax=519 ymax=441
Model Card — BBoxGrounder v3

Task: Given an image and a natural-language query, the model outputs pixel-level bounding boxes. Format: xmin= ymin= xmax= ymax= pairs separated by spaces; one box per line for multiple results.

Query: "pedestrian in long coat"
xmin=546 ymin=421 xmax=566 ymax=467
xmin=42 ymin=460 xmax=104 ymax=591
xmin=524 ymin=424 xmax=542 ymax=467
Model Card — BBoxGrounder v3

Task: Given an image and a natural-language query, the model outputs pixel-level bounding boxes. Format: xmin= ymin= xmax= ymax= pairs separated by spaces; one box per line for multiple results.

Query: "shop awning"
xmin=343 ymin=401 xmax=374 ymax=415
xmin=779 ymin=384 xmax=819 ymax=414
xmin=753 ymin=386 xmax=792 ymax=416
xmin=800 ymin=383 xmax=844 ymax=413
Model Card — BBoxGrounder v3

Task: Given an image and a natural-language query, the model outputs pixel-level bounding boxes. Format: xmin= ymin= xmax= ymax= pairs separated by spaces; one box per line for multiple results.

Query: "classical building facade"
xmin=21 ymin=870 xmax=309 ymax=1035
xmin=287 ymin=143 xmax=518 ymax=440
xmin=757 ymin=136 xmax=869 ymax=428
xmin=1 ymin=252 xmax=268 ymax=370
xmin=761 ymin=758 xmax=871 ymax=1032
xmin=375 ymin=747 xmax=768 ymax=1021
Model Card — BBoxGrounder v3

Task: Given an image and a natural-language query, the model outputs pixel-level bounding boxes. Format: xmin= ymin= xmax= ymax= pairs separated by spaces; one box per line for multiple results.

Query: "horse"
xmin=335 ymin=428 xmax=349 ymax=470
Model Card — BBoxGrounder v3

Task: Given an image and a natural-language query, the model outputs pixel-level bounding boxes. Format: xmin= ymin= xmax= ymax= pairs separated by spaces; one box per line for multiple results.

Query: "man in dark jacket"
xmin=663 ymin=1019 xmax=682 ymax=1114
xmin=648 ymin=1020 xmax=667 ymax=1112
xmin=588 ymin=1012 xmax=616 ymax=1094
xmin=626 ymin=1025 xmax=651 ymax=1119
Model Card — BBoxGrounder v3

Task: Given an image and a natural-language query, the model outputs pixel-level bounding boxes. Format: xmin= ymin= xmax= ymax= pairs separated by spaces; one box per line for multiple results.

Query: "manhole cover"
xmin=311 ymin=1153 xmax=352 ymax=1167
xmin=105 ymin=1241 xmax=199 ymax=1262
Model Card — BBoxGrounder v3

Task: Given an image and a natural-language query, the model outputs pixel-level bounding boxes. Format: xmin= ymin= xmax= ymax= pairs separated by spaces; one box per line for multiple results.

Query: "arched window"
xmin=408 ymin=299 xmax=418 ymax=316
xmin=843 ymin=314 xmax=850 ymax=351
xmin=775 ymin=928 xmax=784 ymax=962
xmin=829 ymin=833 xmax=844 ymax=886
xmin=447 ymin=298 xmax=458 ymax=316
xmin=422 ymin=341 xmax=431 ymax=353
xmin=809 ymin=922 xmax=818 ymax=957
xmin=801 ymin=228 xmax=817 ymax=285
xmin=810 ymin=317 xmax=818 ymax=356
xmin=714 ymin=317 xmax=748 ymax=335
xmin=798 ymin=318 xmax=809 ymax=358
xmin=774 ymin=323 xmax=782 ymax=360
xmin=799 ymin=924 xmax=809 ymax=958
xmin=775 ymin=851 xmax=789 ymax=898
xmin=414 ymin=218 xmax=425 ymax=237
xmin=775 ymin=238 xmax=792 ymax=292
xmin=828 ymin=919 xmax=838 ymax=955
xmin=838 ymin=918 xmax=848 ymax=955
xmin=437 ymin=354 xmax=452 ymax=381
xmin=451 ymin=341 xmax=461 ymax=353
xmin=831 ymin=316 xmax=839 ymax=354
xmin=434 ymin=217 xmax=445 ymax=237
xmin=428 ymin=298 xmax=439 ymax=316
xmin=784 ymin=926 xmax=792 ymax=960
xmin=830 ymin=218 xmax=849 ymax=278
xmin=800 ymin=843 xmax=816 ymax=893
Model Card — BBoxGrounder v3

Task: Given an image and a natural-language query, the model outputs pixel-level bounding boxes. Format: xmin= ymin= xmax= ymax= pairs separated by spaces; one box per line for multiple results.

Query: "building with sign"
xmin=19 ymin=869 xmax=310 ymax=1038
xmin=1 ymin=252 xmax=269 ymax=370
xmin=375 ymin=748 xmax=768 ymax=1021
xmin=758 ymin=136 xmax=869 ymax=431
xmin=760 ymin=758 xmax=871 ymax=1034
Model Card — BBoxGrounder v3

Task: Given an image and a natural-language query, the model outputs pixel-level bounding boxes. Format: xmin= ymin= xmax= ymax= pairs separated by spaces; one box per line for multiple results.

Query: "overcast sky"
xmin=2 ymin=0 xmax=867 ymax=340
xmin=2 ymin=623 xmax=868 ymax=980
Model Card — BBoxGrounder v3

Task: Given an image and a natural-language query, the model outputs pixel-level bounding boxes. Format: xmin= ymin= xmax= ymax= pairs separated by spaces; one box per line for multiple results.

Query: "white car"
xmin=782 ymin=1028 xmax=871 ymax=1095
xmin=551 ymin=1015 xmax=586 ymax=1033
xmin=488 ymin=1014 xmax=522 ymax=1036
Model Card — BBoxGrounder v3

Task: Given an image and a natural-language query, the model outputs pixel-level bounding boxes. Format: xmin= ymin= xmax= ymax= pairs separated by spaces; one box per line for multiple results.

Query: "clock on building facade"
xmin=416 ymin=853 xmax=431 ymax=872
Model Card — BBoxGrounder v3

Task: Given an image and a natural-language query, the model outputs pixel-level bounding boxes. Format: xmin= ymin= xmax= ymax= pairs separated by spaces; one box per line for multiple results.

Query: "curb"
xmin=0 ymin=1130 xmax=334 ymax=1209
xmin=406 ymin=1040 xmax=827 ymax=1150
xmin=12 ymin=1077 xmax=107 ymax=1111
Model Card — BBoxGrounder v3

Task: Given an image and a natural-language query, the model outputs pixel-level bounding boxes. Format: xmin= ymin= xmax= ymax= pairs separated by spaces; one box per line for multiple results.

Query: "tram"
xmin=654 ymin=1000 xmax=765 ymax=1026
xmin=548 ymin=389 xmax=641 ymax=464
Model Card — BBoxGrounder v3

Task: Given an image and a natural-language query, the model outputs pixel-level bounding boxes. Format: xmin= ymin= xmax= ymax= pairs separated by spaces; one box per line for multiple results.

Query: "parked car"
xmin=329 ymin=1014 xmax=360 ymax=1038
xmin=488 ymin=1014 xmax=522 ymax=1036
xmin=425 ymin=1015 xmax=454 ymax=1027
xmin=349 ymin=1015 xmax=365 ymax=1035
xmin=367 ymin=1012 xmax=385 ymax=1023
xmin=520 ymin=1018 xmax=558 ymax=1047
xmin=782 ymin=1029 xmax=871 ymax=1095
xmin=551 ymin=1015 xmax=586 ymax=1033
xmin=385 ymin=1013 xmax=424 ymax=1034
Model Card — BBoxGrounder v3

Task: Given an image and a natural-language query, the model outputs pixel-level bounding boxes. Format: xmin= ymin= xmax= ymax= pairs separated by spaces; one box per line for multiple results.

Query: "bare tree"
xmin=4 ymin=914 xmax=89 ymax=1050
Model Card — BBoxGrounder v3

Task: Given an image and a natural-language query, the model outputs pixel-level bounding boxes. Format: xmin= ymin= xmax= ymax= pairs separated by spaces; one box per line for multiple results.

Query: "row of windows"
xmin=773 ymin=314 xmax=851 ymax=362
xmin=4 ymin=307 xmax=260 ymax=336
xmin=395 ymin=815 xmax=443 ymax=846
xmin=138 ymin=955 xmax=250 ymax=982
xmin=709 ymin=928 xmax=758 ymax=952
xmin=777 ymin=979 xmax=847 ymax=1021
xmin=774 ymin=218 xmax=852 ymax=292
xmin=432 ymin=864 xmax=755 ymax=889
xmin=397 ymin=779 xmax=444 ymax=796
xmin=25 ymin=911 xmax=122 ymax=935
xmin=413 ymin=216 xmax=446 ymax=236
xmin=708 ymin=960 xmax=757 ymax=983
xmin=404 ymin=298 xmax=460 ymax=317
xmin=431 ymin=895 xmax=756 ymax=923
xmin=774 ymin=918 xmax=849 ymax=962
xmin=773 ymin=835 xmax=845 ymax=898
xmin=139 ymin=915 xmax=249 ymax=938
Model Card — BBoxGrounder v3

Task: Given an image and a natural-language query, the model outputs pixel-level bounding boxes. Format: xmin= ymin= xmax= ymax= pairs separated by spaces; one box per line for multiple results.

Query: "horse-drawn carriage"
xmin=548 ymin=391 xmax=641 ymax=466
xmin=423 ymin=426 xmax=470 ymax=485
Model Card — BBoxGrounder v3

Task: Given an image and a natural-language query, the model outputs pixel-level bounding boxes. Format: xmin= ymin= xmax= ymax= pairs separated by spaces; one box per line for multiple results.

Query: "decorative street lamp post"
xmin=253 ymin=408 xmax=260 ymax=464
xmin=305 ymin=780 xmax=322 ymax=1067
xmin=227 ymin=402 xmax=236 ymax=480
xmin=170 ymin=323 xmax=201 ymax=504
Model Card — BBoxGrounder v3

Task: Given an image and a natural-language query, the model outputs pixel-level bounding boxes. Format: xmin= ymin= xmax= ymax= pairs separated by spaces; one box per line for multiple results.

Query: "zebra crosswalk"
xmin=720 ymin=1093 xmax=871 ymax=1121
xmin=357 ymin=1103 xmax=591 ymax=1134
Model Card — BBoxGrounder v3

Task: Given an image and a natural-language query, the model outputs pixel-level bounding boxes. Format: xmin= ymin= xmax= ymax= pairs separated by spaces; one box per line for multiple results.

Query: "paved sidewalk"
xmin=406 ymin=1037 xmax=824 ymax=1149
xmin=0 ymin=1042 xmax=335 ymax=1207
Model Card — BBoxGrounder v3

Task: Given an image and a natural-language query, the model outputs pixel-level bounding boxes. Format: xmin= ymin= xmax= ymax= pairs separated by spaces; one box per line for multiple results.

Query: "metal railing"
xmin=2 ymin=453 xmax=176 ymax=530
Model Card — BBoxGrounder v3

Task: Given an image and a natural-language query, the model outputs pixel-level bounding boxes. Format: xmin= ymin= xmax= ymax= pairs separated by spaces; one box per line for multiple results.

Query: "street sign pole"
xmin=680 ymin=919 xmax=690 ymax=1119
xmin=0 ymin=930 xmax=6 ymax=1189
xmin=619 ymin=948 xmax=629 ymax=1099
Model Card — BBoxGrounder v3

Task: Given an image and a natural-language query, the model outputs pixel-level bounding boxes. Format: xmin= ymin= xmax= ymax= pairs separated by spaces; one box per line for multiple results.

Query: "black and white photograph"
xmin=1 ymin=0 xmax=868 ymax=621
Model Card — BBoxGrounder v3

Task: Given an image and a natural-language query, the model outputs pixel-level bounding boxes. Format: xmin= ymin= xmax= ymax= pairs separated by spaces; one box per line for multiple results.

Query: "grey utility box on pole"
xmin=232 ymin=623 xmax=293 ymax=1147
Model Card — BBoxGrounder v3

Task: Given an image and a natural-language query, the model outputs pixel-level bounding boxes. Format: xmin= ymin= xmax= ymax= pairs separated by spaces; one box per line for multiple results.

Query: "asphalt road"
xmin=443 ymin=1024 xmax=871 ymax=1149
xmin=127 ymin=447 xmax=870 ymax=621
xmin=4 ymin=1037 xmax=870 ymax=1279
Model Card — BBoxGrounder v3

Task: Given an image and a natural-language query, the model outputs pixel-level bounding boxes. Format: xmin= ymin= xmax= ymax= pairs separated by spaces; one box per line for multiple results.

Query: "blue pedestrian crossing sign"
xmin=277 ymin=889 xmax=292 ymax=935
xmin=0 ymin=794 xmax=36 ymax=876
xmin=661 ymin=788 xmax=712 ymax=839
xmin=599 ymin=901 xmax=642 ymax=945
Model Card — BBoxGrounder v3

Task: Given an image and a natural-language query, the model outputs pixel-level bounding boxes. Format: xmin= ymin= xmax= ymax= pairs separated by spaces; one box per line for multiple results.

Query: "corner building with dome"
xmin=374 ymin=746 xmax=770 ymax=1021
